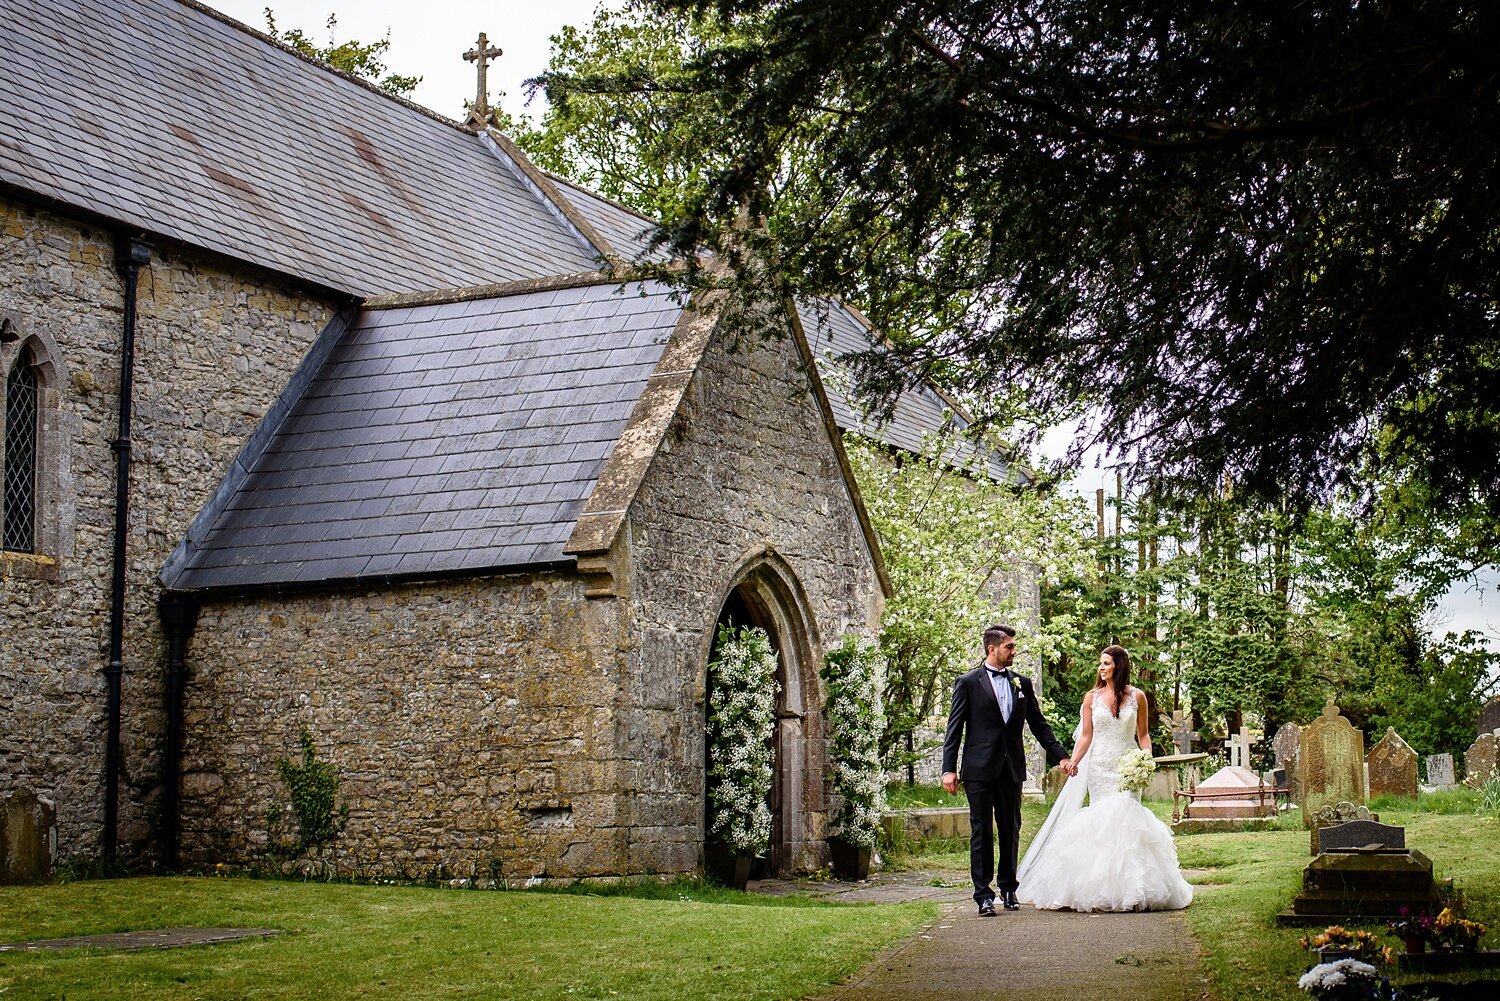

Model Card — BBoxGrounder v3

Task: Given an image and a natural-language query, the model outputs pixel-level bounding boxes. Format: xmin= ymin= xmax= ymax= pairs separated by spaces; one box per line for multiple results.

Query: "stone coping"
xmin=0 ymin=927 xmax=280 ymax=952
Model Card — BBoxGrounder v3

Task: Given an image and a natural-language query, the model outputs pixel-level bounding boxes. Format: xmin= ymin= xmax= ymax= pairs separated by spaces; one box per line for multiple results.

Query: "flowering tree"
xmin=705 ymin=624 xmax=778 ymax=855
xmin=844 ymin=431 xmax=1091 ymax=773
xmin=821 ymin=634 xmax=888 ymax=848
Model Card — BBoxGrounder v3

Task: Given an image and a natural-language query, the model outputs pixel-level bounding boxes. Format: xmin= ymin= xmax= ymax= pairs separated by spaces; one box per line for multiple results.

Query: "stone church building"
xmin=0 ymin=0 xmax=1027 ymax=880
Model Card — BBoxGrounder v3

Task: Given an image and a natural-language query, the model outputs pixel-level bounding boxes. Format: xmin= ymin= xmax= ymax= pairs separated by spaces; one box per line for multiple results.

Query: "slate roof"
xmin=165 ymin=280 xmax=682 ymax=590
xmin=0 ymin=0 xmax=599 ymax=296
xmin=798 ymin=301 xmax=1017 ymax=482
xmin=546 ymin=174 xmax=667 ymax=263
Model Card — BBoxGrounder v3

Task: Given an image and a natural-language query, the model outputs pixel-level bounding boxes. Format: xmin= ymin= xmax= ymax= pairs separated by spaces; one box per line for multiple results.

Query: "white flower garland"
xmin=1117 ymin=747 xmax=1157 ymax=795
xmin=706 ymin=624 xmax=778 ymax=856
xmin=821 ymin=634 xmax=888 ymax=849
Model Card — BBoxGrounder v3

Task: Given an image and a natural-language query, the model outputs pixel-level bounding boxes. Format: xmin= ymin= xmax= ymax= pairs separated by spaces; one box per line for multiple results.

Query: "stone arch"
xmin=702 ymin=546 xmax=828 ymax=875
xmin=1 ymin=311 xmax=72 ymax=576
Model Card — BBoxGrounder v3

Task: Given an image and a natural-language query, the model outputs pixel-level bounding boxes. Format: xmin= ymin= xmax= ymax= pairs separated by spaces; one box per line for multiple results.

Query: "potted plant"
xmin=704 ymin=623 xmax=778 ymax=890
xmin=1299 ymin=926 xmax=1388 ymax=965
xmin=1388 ymin=908 xmax=1434 ymax=954
xmin=820 ymin=634 xmax=887 ymax=881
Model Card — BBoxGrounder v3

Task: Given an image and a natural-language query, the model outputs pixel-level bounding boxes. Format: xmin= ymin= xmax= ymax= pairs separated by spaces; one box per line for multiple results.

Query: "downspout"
xmin=103 ymin=234 xmax=151 ymax=862
xmin=158 ymin=593 xmax=199 ymax=870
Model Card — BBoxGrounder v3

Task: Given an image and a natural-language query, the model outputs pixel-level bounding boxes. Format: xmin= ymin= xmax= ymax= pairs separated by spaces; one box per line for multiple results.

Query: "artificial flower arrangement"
xmin=1389 ymin=905 xmax=1488 ymax=952
xmin=1299 ymin=926 xmax=1390 ymax=965
xmin=1296 ymin=958 xmax=1386 ymax=1001
xmin=1117 ymin=747 xmax=1157 ymax=795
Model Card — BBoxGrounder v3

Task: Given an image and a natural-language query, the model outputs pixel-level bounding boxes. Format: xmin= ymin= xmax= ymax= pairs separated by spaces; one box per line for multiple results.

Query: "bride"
xmin=1017 ymin=645 xmax=1192 ymax=912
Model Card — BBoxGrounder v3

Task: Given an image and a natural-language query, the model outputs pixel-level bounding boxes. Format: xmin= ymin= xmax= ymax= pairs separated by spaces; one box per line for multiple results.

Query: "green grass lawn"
xmin=882 ymin=788 xmax=1499 ymax=999
xmin=1177 ymin=792 xmax=1499 ymax=1000
xmin=0 ymin=876 xmax=934 ymax=1001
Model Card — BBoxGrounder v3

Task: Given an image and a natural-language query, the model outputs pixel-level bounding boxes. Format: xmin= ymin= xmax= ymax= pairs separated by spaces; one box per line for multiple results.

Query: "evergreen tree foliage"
xmin=264 ymin=10 xmax=421 ymax=97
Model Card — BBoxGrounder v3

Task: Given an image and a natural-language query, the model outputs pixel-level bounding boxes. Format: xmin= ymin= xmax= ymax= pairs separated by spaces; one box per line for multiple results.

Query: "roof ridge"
xmin=480 ymin=129 xmax=621 ymax=266
xmin=175 ymin=0 xmax=471 ymax=134
xmin=542 ymin=171 xmax=661 ymax=226
xmin=362 ymin=269 xmax=630 ymax=309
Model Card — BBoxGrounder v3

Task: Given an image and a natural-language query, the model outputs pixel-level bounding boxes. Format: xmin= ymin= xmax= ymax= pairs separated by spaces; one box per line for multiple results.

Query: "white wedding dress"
xmin=1017 ymin=690 xmax=1193 ymax=912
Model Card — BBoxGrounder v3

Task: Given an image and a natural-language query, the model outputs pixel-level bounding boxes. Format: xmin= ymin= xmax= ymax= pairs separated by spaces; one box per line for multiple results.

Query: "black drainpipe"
xmin=103 ymin=234 xmax=151 ymax=863
xmin=158 ymin=593 xmax=199 ymax=870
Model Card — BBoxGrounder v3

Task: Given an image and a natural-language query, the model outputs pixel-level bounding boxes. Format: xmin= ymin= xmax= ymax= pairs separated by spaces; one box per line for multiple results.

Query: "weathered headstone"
xmin=1159 ymin=710 xmax=1200 ymax=755
xmin=1274 ymin=722 xmax=1301 ymax=803
xmin=1478 ymin=697 xmax=1500 ymax=738
xmin=1299 ymin=699 xmax=1366 ymax=826
xmin=1183 ymin=764 xmax=1276 ymax=820
xmin=1316 ymin=819 xmax=1406 ymax=854
xmin=1367 ymin=727 xmax=1419 ymax=798
xmin=1463 ymin=731 xmax=1499 ymax=788
xmin=1424 ymin=753 xmax=1456 ymax=789
xmin=1042 ymin=765 xmax=1067 ymax=804
xmin=1278 ymin=849 xmax=1442 ymax=925
xmin=0 ymin=789 xmax=56 ymax=885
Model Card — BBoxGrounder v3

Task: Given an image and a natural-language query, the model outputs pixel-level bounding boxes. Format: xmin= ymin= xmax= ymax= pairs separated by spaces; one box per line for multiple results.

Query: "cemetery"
xmin=2 ymin=1 xmax=1498 ymax=1000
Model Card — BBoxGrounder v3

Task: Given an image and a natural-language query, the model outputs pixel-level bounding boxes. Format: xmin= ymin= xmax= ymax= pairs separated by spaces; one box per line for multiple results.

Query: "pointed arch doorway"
xmin=704 ymin=551 xmax=825 ymax=876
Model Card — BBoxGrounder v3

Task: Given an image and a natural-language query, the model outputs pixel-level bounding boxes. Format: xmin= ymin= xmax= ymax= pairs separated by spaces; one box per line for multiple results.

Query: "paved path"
xmin=755 ymin=871 xmax=1213 ymax=1001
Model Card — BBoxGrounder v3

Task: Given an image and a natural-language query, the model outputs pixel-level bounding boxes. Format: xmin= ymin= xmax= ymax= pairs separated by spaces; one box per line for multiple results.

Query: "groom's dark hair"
xmin=983 ymin=623 xmax=1016 ymax=653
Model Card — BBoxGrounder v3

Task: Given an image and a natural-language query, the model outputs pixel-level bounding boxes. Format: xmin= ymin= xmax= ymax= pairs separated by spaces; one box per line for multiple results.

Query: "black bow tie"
xmin=987 ymin=669 xmax=1009 ymax=678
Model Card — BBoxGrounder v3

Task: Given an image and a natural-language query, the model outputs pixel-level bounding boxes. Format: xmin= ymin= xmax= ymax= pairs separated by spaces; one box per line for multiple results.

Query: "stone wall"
xmin=618 ymin=320 xmax=886 ymax=874
xmin=177 ymin=574 xmax=631 ymax=880
xmin=0 ymin=194 xmax=338 ymax=864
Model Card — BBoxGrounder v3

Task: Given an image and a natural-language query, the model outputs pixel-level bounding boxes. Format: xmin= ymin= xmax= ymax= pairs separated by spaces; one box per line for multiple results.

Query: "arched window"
xmin=3 ymin=347 xmax=39 ymax=552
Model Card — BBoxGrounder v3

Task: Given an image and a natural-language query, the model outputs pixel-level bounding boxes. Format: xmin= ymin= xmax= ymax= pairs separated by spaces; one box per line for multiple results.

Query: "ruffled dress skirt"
xmin=1017 ymin=791 xmax=1193 ymax=912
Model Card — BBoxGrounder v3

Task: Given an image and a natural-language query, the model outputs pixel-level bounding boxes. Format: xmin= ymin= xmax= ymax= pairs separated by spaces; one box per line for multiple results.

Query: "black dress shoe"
xmin=1001 ymin=890 xmax=1020 ymax=910
xmin=978 ymin=899 xmax=997 ymax=917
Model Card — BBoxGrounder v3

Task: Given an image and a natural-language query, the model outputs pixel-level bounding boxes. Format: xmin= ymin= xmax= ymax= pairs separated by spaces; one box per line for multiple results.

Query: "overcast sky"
xmin=204 ymin=0 xmax=1497 ymax=645
xmin=206 ymin=0 xmax=605 ymax=123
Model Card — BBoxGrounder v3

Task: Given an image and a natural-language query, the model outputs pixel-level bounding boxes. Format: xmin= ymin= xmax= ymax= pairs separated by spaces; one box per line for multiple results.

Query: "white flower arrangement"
xmin=1117 ymin=747 xmax=1157 ymax=795
xmin=1296 ymin=959 xmax=1379 ymax=999
xmin=820 ymin=634 xmax=888 ymax=849
xmin=706 ymin=624 xmax=779 ymax=856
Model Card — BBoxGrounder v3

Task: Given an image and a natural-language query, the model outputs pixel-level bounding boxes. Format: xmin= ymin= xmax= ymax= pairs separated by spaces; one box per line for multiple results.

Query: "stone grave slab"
xmin=1183 ymin=764 xmax=1276 ymax=820
xmin=1368 ymin=727 xmax=1419 ymax=798
xmin=1425 ymin=753 xmax=1456 ymax=790
xmin=1277 ymin=848 xmax=1442 ymax=925
xmin=1479 ymin=697 xmax=1500 ymax=738
xmin=1299 ymin=699 xmax=1365 ymax=825
xmin=1 ymin=789 xmax=56 ymax=885
xmin=1465 ymin=731 xmax=1499 ymax=788
xmin=1307 ymin=800 xmax=1375 ymax=854
xmin=1317 ymin=819 xmax=1406 ymax=854
xmin=0 ymin=928 xmax=280 ymax=952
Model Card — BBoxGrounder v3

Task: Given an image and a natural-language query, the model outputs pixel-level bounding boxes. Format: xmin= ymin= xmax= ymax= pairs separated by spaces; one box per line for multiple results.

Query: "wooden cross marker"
xmin=463 ymin=32 xmax=502 ymax=127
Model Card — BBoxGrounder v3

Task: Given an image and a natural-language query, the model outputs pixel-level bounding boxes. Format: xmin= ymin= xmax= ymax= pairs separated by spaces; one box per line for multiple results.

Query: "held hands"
xmin=941 ymin=772 xmax=959 ymax=795
xmin=1060 ymin=757 xmax=1077 ymax=777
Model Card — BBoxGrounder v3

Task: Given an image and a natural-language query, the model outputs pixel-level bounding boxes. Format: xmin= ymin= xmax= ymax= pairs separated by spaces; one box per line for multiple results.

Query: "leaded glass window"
xmin=2 ymin=356 xmax=38 ymax=552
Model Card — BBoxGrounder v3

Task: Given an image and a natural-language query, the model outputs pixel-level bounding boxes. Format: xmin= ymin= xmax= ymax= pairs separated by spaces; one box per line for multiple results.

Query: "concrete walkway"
xmin=755 ymin=871 xmax=1214 ymax=1001
xmin=0 ymin=928 xmax=279 ymax=952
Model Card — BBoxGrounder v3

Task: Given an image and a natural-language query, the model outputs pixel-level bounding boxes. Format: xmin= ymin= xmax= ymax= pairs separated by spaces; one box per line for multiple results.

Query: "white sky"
xmin=204 ymin=0 xmax=1497 ymax=645
xmin=205 ymin=0 xmax=606 ymax=124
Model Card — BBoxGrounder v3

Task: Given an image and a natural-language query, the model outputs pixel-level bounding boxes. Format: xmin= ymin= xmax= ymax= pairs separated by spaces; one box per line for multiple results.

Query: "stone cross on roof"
xmin=463 ymin=32 xmax=503 ymax=127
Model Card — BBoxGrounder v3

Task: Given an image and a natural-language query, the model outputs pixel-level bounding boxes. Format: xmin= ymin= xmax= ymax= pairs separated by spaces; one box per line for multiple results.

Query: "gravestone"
xmin=1367 ymin=727 xmax=1419 ymax=798
xmin=0 ymin=789 xmax=56 ymax=885
xmin=1159 ymin=710 xmax=1200 ymax=755
xmin=1464 ymin=731 xmax=1499 ymax=788
xmin=1183 ymin=764 xmax=1276 ymax=819
xmin=1316 ymin=819 xmax=1406 ymax=854
xmin=1478 ymin=697 xmax=1500 ymax=738
xmin=1299 ymin=698 xmax=1366 ymax=826
xmin=1227 ymin=726 xmax=1262 ymax=770
xmin=1424 ymin=753 xmax=1456 ymax=790
xmin=1307 ymin=800 xmax=1376 ymax=855
xmin=1042 ymin=765 xmax=1067 ymax=804
xmin=1277 ymin=848 xmax=1442 ymax=925
xmin=1274 ymin=722 xmax=1301 ymax=803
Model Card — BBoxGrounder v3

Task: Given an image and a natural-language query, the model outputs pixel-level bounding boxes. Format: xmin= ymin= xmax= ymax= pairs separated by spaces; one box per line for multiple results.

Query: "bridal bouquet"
xmin=1117 ymin=748 xmax=1157 ymax=794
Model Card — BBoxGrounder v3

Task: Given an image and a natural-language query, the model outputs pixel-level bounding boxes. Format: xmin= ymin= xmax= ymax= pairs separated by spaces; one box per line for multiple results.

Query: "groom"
xmin=942 ymin=623 xmax=1072 ymax=915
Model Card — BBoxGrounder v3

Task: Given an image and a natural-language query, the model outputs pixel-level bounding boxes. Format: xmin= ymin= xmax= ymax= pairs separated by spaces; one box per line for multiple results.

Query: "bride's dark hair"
xmin=1097 ymin=645 xmax=1131 ymax=718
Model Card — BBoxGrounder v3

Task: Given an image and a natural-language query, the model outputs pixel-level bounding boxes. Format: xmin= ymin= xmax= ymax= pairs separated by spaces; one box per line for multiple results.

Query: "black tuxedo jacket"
xmin=941 ymin=664 xmax=1069 ymax=784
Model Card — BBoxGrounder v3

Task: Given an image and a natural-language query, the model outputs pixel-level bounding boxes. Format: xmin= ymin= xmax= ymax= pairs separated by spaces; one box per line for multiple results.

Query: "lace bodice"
xmin=1086 ymin=689 xmax=1141 ymax=801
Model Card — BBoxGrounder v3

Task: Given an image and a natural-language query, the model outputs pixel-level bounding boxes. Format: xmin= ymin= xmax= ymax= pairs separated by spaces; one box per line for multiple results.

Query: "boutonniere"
xmin=1010 ymin=677 xmax=1023 ymax=696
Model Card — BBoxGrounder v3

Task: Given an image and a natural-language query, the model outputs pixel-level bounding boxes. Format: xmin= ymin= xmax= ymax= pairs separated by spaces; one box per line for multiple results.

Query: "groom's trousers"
xmin=963 ymin=778 xmax=1022 ymax=903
